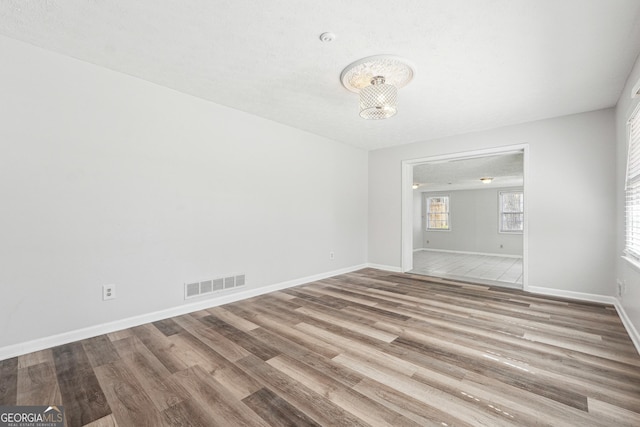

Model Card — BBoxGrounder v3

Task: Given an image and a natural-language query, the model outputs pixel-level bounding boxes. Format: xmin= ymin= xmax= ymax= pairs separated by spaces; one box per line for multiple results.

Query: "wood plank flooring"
xmin=2 ymin=268 xmax=640 ymax=426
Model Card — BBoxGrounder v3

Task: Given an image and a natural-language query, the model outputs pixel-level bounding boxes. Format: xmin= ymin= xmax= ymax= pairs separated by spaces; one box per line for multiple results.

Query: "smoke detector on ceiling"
xmin=319 ymin=32 xmax=336 ymax=43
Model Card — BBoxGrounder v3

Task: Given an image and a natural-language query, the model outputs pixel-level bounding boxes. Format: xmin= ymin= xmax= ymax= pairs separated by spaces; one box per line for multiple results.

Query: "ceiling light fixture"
xmin=341 ymin=55 xmax=414 ymax=120
xmin=412 ymin=183 xmax=420 ymax=189
xmin=480 ymin=177 xmax=493 ymax=184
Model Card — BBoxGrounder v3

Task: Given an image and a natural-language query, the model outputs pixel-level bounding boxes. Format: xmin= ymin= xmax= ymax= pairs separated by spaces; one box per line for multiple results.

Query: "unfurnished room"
xmin=1 ymin=1 xmax=640 ymax=426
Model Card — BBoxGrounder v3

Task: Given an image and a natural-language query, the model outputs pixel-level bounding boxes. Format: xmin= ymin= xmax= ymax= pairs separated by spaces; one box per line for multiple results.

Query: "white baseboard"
xmin=366 ymin=263 xmax=403 ymax=273
xmin=528 ymin=286 xmax=640 ymax=356
xmin=614 ymin=299 xmax=640 ymax=356
xmin=0 ymin=264 xmax=367 ymax=361
xmin=416 ymin=248 xmax=522 ymax=259
xmin=526 ymin=286 xmax=617 ymax=305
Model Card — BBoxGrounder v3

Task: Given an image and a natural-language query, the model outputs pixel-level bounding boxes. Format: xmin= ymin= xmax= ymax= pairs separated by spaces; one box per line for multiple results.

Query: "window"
xmin=625 ymin=105 xmax=640 ymax=260
xmin=425 ymin=195 xmax=450 ymax=230
xmin=499 ymin=191 xmax=524 ymax=233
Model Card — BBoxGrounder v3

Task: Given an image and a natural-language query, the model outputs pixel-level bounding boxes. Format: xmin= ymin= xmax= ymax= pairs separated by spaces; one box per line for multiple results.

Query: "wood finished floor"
xmin=1 ymin=268 xmax=639 ymax=426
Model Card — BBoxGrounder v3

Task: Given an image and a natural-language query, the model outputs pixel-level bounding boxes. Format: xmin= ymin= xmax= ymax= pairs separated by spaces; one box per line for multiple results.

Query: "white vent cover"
xmin=213 ymin=278 xmax=224 ymax=291
xmin=224 ymin=276 xmax=235 ymax=289
xmin=235 ymin=274 xmax=246 ymax=287
xmin=184 ymin=273 xmax=246 ymax=300
xmin=200 ymin=280 xmax=213 ymax=294
xmin=186 ymin=282 xmax=200 ymax=298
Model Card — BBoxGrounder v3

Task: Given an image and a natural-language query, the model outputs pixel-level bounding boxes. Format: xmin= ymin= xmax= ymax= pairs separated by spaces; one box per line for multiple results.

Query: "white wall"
xmin=420 ymin=188 xmax=523 ymax=256
xmin=370 ymin=109 xmax=616 ymax=294
xmin=0 ymin=36 xmax=368 ymax=349
xmin=616 ymin=52 xmax=640 ymax=339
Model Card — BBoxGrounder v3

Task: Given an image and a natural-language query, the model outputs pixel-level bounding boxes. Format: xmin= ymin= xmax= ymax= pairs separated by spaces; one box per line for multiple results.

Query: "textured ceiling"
xmin=1 ymin=1 xmax=640 ymax=150
xmin=414 ymin=152 xmax=523 ymax=192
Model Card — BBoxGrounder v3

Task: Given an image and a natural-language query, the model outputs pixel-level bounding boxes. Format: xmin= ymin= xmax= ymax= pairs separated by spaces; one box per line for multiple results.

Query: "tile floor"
xmin=410 ymin=250 xmax=523 ymax=289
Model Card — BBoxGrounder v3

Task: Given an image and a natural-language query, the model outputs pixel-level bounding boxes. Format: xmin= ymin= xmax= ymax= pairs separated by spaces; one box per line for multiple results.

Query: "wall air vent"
xmin=185 ymin=282 xmax=200 ymax=298
xmin=184 ymin=273 xmax=246 ymax=300
xmin=224 ymin=276 xmax=235 ymax=289
xmin=200 ymin=280 xmax=213 ymax=294
xmin=212 ymin=278 xmax=224 ymax=291
xmin=235 ymin=274 xmax=246 ymax=287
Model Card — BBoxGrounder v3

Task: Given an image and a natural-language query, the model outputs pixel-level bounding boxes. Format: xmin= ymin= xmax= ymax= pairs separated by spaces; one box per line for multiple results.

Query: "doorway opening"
xmin=401 ymin=145 xmax=528 ymax=290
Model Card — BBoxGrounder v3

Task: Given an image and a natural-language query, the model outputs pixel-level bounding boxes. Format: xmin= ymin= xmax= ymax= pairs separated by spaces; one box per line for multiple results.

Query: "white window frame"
xmin=424 ymin=194 xmax=450 ymax=231
xmin=625 ymin=103 xmax=640 ymax=262
xmin=499 ymin=190 xmax=524 ymax=234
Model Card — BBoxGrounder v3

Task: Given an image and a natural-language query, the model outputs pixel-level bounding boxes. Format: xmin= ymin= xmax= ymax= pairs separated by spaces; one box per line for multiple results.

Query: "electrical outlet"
xmin=329 ymin=251 xmax=335 ymax=260
xmin=616 ymin=279 xmax=626 ymax=297
xmin=617 ymin=280 xmax=622 ymax=297
xmin=103 ymin=284 xmax=116 ymax=301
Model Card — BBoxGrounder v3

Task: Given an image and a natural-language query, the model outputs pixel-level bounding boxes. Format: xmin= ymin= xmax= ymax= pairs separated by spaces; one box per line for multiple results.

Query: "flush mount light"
xmin=412 ymin=183 xmax=420 ymax=189
xmin=341 ymin=55 xmax=414 ymax=120
xmin=480 ymin=177 xmax=493 ymax=184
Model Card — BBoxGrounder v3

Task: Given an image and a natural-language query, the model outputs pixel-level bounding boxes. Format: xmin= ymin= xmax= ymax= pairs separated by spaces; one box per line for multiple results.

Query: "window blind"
xmin=426 ymin=196 xmax=450 ymax=230
xmin=499 ymin=191 xmax=524 ymax=232
xmin=625 ymin=105 xmax=640 ymax=259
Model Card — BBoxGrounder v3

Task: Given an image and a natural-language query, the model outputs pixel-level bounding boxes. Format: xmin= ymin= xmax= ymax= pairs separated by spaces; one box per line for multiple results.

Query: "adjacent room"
xmin=1 ymin=1 xmax=640 ymax=426
xmin=410 ymin=151 xmax=525 ymax=288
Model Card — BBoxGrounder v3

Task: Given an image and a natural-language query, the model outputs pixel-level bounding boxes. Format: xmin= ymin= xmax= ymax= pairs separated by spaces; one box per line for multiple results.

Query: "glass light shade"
xmin=359 ymin=77 xmax=398 ymax=120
